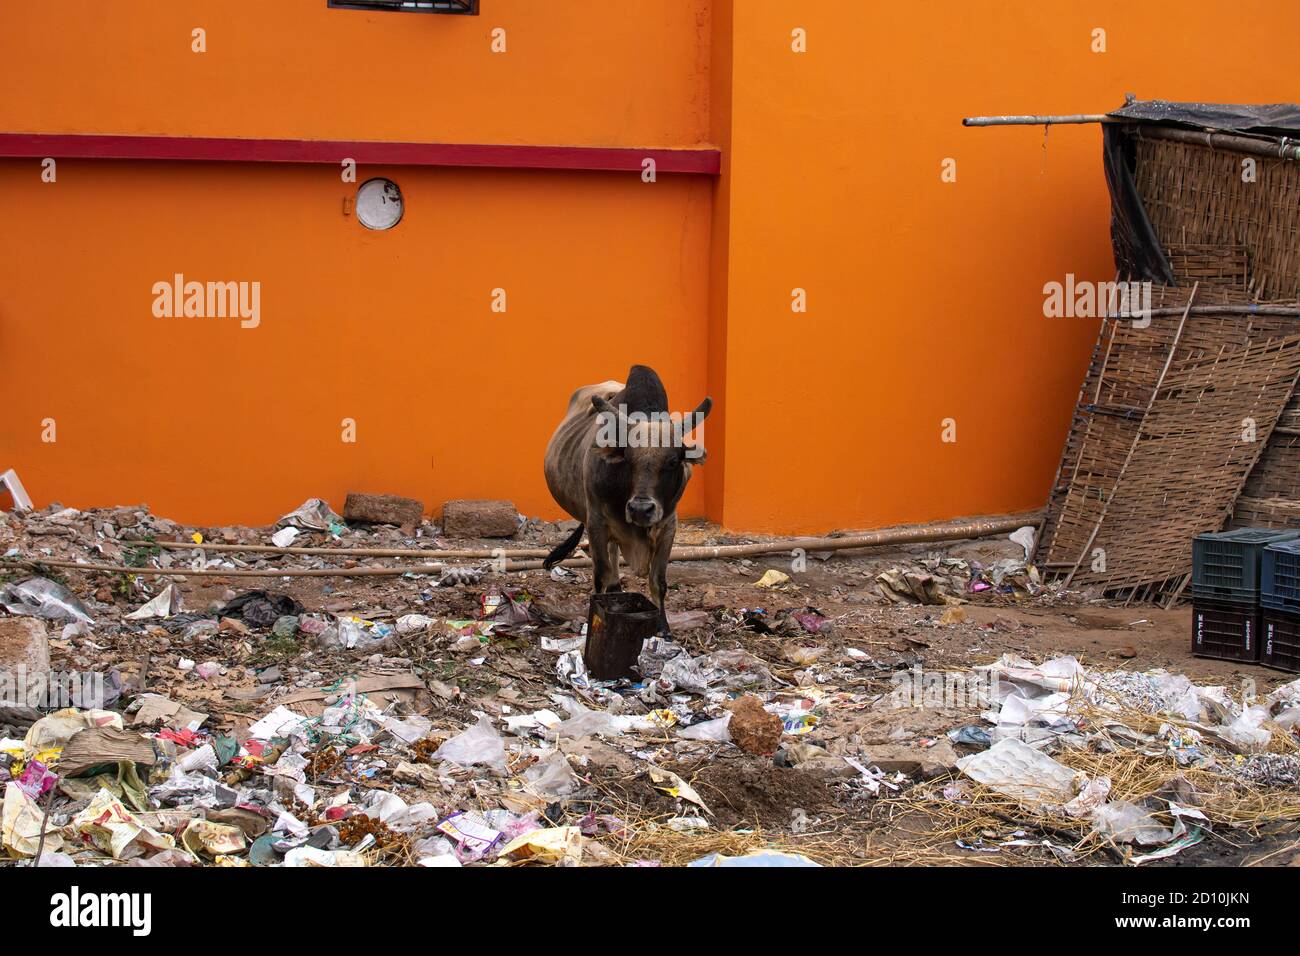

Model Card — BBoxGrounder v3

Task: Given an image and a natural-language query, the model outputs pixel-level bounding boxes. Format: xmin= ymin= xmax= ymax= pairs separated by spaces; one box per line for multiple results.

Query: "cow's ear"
xmin=683 ymin=441 xmax=707 ymax=465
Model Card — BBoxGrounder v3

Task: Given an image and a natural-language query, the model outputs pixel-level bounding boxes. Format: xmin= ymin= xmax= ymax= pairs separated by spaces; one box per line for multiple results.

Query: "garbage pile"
xmin=876 ymin=526 xmax=1044 ymax=605
xmin=2 ymin=500 xmax=1299 ymax=867
xmin=913 ymin=655 xmax=1300 ymax=863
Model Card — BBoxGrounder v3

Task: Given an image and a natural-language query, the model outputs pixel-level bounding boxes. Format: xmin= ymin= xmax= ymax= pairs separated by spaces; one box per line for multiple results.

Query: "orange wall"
xmin=0 ymin=0 xmax=711 ymax=148
xmin=0 ymin=161 xmax=711 ymax=525
xmin=5 ymin=1 xmax=1300 ymax=533
xmin=709 ymin=0 xmax=1300 ymax=533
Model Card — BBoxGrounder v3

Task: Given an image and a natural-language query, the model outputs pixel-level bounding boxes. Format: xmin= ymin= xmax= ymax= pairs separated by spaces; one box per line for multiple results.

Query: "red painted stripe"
xmin=0 ymin=133 xmax=720 ymax=174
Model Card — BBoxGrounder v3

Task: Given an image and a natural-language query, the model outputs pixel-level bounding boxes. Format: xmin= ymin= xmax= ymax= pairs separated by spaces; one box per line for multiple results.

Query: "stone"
xmin=0 ymin=617 xmax=50 ymax=681
xmin=442 ymin=499 xmax=519 ymax=538
xmin=557 ymin=519 xmax=581 ymax=533
xmin=343 ymin=492 xmax=424 ymax=529
xmin=725 ymin=695 xmax=783 ymax=756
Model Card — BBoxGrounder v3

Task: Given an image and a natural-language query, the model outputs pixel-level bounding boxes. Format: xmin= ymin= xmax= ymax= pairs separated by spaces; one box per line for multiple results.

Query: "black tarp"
xmin=1107 ymin=99 xmax=1300 ymax=137
xmin=1102 ymin=99 xmax=1300 ymax=284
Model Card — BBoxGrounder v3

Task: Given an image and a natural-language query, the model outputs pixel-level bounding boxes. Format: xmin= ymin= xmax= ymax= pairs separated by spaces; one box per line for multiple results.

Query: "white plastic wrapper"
xmin=433 ymin=714 xmax=509 ymax=774
xmin=678 ymin=714 xmax=732 ymax=742
xmin=1091 ymin=800 xmax=1174 ymax=846
xmin=523 ymin=750 xmax=581 ymax=797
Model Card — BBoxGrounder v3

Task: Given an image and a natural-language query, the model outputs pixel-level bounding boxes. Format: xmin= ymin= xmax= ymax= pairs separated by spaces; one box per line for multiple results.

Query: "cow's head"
xmin=591 ymin=395 xmax=712 ymax=528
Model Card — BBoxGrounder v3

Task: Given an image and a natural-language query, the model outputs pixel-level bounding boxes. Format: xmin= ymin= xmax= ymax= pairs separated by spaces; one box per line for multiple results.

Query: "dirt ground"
xmin=3 ymin=508 xmax=1298 ymax=867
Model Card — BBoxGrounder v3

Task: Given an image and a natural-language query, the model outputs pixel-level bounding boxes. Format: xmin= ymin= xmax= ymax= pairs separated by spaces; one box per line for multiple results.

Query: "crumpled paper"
xmin=277 ymin=498 xmax=344 ymax=531
xmin=72 ymin=788 xmax=175 ymax=860
xmin=2 ymin=781 xmax=63 ymax=857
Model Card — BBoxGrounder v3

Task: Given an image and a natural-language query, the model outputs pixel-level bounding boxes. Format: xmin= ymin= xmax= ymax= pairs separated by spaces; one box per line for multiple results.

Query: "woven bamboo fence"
xmin=1037 ymin=128 xmax=1300 ymax=602
xmin=1134 ymin=136 xmax=1300 ymax=300
xmin=1038 ymin=283 xmax=1300 ymax=604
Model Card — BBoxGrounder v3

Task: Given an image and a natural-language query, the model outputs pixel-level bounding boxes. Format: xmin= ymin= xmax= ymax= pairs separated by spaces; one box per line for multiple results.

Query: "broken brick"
xmin=343 ymin=492 xmax=424 ymax=529
xmin=441 ymin=499 xmax=518 ymax=538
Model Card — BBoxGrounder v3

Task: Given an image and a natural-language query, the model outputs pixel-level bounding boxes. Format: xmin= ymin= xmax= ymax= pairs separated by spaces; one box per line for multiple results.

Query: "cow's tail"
xmin=543 ymin=523 xmax=585 ymax=570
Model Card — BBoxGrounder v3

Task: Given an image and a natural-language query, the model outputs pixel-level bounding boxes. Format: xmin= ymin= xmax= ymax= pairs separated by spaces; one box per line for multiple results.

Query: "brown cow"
xmin=543 ymin=365 xmax=712 ymax=634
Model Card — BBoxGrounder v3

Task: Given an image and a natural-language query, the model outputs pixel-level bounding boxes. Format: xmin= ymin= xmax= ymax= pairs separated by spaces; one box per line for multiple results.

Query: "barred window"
xmin=328 ymin=0 xmax=478 ymax=14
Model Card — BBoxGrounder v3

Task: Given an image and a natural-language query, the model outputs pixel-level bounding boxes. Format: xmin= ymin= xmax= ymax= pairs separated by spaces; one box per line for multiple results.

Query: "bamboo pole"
xmin=963 ymin=114 xmax=1300 ymax=162
xmin=1 ymin=557 xmax=545 ymax=578
xmin=127 ymin=510 xmax=1041 ymax=563
xmin=125 ymin=539 xmax=553 ymax=559
xmin=1103 ymin=306 xmax=1300 ymax=319
xmin=962 ymin=114 xmax=1113 ymax=126
xmin=7 ymin=510 xmax=1042 ymax=580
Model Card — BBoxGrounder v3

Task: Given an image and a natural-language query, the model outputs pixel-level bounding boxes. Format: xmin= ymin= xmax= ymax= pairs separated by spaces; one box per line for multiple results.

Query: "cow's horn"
xmin=687 ymin=397 xmax=713 ymax=430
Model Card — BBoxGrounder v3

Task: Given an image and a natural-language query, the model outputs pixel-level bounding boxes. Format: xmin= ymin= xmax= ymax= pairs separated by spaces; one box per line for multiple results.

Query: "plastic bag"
xmin=433 ymin=714 xmax=508 ymax=774
xmin=523 ymin=750 xmax=580 ymax=797
xmin=1222 ymin=704 xmax=1272 ymax=751
xmin=678 ymin=714 xmax=732 ymax=742
xmin=554 ymin=701 xmax=620 ymax=739
xmin=1 ymin=577 xmax=93 ymax=623
xmin=1091 ymin=800 xmax=1174 ymax=846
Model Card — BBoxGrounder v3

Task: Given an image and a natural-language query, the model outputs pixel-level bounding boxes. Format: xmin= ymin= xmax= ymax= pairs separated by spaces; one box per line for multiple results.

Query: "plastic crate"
xmin=1191 ymin=600 xmax=1260 ymax=663
xmin=1191 ymin=528 xmax=1300 ymax=605
xmin=1261 ymin=540 xmax=1300 ymax=613
xmin=1262 ymin=609 xmax=1300 ymax=673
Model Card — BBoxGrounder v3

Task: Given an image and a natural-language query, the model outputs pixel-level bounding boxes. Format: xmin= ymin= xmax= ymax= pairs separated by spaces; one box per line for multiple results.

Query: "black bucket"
xmin=583 ymin=592 xmax=660 ymax=681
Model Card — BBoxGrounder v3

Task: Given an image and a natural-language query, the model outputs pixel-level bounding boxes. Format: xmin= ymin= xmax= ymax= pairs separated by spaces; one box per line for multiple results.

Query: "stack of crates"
xmin=1191 ymin=528 xmax=1300 ymax=663
xmin=1261 ymin=539 xmax=1300 ymax=672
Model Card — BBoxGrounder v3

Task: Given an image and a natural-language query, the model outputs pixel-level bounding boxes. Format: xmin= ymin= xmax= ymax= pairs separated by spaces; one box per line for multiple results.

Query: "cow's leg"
xmin=604 ymin=538 xmax=623 ymax=592
xmin=588 ymin=520 xmax=621 ymax=594
xmin=649 ymin=524 xmax=676 ymax=635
